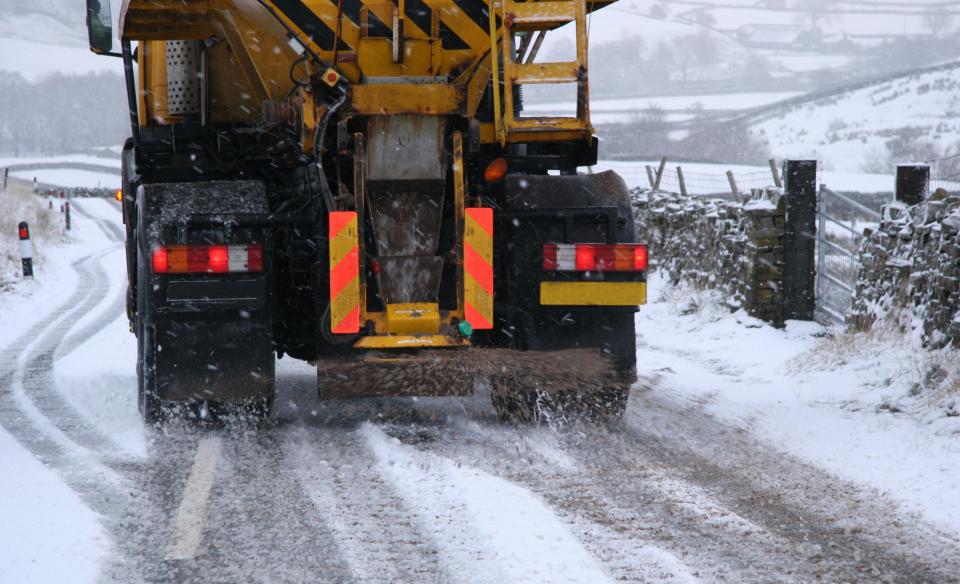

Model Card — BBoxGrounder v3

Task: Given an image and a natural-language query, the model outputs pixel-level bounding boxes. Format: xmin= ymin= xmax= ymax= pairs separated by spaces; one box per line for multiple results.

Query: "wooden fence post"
xmin=676 ymin=166 xmax=688 ymax=197
xmin=769 ymin=159 xmax=782 ymax=188
xmin=726 ymin=171 xmax=740 ymax=202
xmin=653 ymin=156 xmax=667 ymax=191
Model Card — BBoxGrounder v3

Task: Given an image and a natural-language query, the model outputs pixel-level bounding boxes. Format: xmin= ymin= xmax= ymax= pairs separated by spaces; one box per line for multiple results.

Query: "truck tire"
xmin=136 ymin=246 xmax=163 ymax=424
xmin=137 ymin=320 xmax=163 ymax=424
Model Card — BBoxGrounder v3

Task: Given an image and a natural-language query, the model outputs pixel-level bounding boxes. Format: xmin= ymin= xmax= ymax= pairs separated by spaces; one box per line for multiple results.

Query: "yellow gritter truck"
xmin=85 ymin=0 xmax=647 ymax=422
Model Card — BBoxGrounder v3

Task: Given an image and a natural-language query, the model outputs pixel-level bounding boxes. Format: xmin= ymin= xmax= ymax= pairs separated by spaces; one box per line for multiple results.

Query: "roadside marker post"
xmin=65 ymin=201 xmax=71 ymax=231
xmin=60 ymin=191 xmax=65 ymax=212
xmin=18 ymin=222 xmax=33 ymax=278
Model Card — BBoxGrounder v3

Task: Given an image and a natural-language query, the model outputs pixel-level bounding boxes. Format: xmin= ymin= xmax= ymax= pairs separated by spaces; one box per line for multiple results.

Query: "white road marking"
xmin=165 ymin=436 xmax=222 ymax=561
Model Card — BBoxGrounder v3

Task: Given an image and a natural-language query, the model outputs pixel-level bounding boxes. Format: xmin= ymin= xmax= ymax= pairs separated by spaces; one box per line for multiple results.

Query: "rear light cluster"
xmin=152 ymin=244 xmax=263 ymax=274
xmin=543 ymin=243 xmax=648 ymax=272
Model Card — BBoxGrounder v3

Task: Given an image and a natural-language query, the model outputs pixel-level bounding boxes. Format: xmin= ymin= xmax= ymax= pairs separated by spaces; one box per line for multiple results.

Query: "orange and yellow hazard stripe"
xmin=328 ymin=211 xmax=360 ymax=334
xmin=464 ymin=207 xmax=493 ymax=330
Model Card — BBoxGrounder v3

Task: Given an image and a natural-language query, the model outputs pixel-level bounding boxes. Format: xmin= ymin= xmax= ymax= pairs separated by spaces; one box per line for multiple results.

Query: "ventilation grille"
xmin=166 ymin=41 xmax=201 ymax=116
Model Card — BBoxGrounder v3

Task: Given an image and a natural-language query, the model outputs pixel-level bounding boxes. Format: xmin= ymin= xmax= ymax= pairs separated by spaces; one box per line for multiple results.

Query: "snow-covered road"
xmin=1 ymin=199 xmax=958 ymax=583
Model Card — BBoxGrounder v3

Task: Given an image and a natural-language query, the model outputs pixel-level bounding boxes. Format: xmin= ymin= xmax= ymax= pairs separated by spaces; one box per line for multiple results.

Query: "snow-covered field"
xmin=0 ymin=154 xmax=121 ymax=169
xmin=526 ymin=91 xmax=805 ymax=124
xmin=749 ymin=62 xmax=960 ymax=172
xmin=1 ymin=153 xmax=122 ymax=189
xmin=10 ymin=169 xmax=121 ymax=190
xmin=0 ymin=8 xmax=123 ymax=81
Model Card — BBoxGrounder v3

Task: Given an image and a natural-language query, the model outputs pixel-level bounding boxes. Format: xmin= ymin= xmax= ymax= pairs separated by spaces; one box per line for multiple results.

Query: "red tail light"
xmin=634 ymin=245 xmax=648 ymax=271
xmin=542 ymin=243 xmax=649 ymax=272
xmin=575 ymin=245 xmax=595 ymax=271
xmin=152 ymin=244 xmax=264 ymax=274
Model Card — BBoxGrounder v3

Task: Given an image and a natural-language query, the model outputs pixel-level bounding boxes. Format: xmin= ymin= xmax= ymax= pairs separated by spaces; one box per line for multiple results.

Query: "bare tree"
xmin=792 ymin=0 xmax=834 ymax=27
xmin=925 ymin=8 xmax=953 ymax=38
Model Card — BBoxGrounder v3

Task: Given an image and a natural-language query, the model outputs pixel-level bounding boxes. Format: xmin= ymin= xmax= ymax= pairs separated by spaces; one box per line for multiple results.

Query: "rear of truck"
xmin=89 ymin=0 xmax=647 ymax=421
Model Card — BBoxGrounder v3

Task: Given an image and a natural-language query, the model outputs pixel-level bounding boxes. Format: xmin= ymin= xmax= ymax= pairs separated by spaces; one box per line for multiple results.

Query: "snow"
xmin=0 ymin=199 xmax=120 ymax=584
xmin=0 ymin=153 xmax=121 ymax=189
xmin=0 ymin=154 xmax=121 ymax=169
xmin=0 ymin=37 xmax=123 ymax=82
xmin=11 ymin=169 xmax=121 ymax=189
xmin=590 ymin=159 xmax=896 ymax=193
xmin=748 ymin=63 xmax=960 ymax=173
xmin=637 ymin=274 xmax=960 ymax=535
xmin=0 ymin=425 xmax=109 ymax=584
xmin=52 ymin=207 xmax=145 ymax=459
xmin=528 ymin=91 xmax=805 ymax=112
xmin=363 ymin=423 xmax=616 ymax=583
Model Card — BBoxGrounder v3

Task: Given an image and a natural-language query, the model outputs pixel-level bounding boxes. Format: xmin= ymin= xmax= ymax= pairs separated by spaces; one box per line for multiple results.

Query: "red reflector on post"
xmin=19 ymin=227 xmax=29 ymax=239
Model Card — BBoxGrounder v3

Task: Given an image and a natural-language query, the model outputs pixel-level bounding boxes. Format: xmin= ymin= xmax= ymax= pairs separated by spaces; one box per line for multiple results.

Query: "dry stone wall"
xmin=850 ymin=192 xmax=960 ymax=347
xmin=632 ymin=188 xmax=787 ymax=326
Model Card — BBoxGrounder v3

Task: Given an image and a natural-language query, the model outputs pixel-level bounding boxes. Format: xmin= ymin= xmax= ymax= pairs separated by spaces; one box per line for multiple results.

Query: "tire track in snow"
xmin=361 ymin=422 xmax=615 ymax=584
xmin=16 ymin=246 xmax=126 ymax=457
xmin=284 ymin=425 xmax=450 ymax=583
xmin=175 ymin=430 xmax=354 ymax=583
xmin=54 ymin=202 xmax=127 ymax=364
xmin=618 ymin=389 xmax=960 ymax=582
xmin=374 ymin=404 xmax=959 ymax=583
xmin=376 ymin=417 xmax=776 ymax=583
xmin=8 ymin=201 xmax=128 ymax=460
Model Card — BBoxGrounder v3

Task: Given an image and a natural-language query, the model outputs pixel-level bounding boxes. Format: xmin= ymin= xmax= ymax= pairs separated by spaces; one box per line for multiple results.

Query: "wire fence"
xmin=928 ymin=152 xmax=960 ymax=194
xmin=601 ymin=163 xmax=782 ymax=198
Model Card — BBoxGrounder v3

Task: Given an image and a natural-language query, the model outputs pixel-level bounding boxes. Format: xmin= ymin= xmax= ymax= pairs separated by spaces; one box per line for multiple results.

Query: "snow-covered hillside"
xmin=0 ymin=2 xmax=123 ymax=81
xmin=748 ymin=62 xmax=960 ymax=172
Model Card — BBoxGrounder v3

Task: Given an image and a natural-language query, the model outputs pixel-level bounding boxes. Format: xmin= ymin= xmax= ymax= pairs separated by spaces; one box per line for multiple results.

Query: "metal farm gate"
xmin=815 ymin=186 xmax=882 ymax=325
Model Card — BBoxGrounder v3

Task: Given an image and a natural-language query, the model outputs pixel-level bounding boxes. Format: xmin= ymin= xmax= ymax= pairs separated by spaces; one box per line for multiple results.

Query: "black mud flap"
xmin=153 ymin=317 xmax=275 ymax=403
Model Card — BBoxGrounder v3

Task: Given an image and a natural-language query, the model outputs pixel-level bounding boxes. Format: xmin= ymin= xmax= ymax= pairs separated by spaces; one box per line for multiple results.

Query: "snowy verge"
xmin=0 ymin=182 xmax=73 ymax=292
xmin=0 ymin=426 xmax=109 ymax=584
xmin=0 ymin=200 xmax=121 ymax=584
xmin=638 ymin=273 xmax=960 ymax=535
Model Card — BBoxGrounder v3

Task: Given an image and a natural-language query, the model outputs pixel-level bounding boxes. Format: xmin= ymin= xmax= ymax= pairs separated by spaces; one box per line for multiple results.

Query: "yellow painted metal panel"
xmin=510 ymin=61 xmax=580 ymax=85
xmin=504 ymin=2 xmax=576 ymax=30
xmin=386 ymin=303 xmax=441 ymax=335
xmin=350 ymin=84 xmax=464 ymax=115
xmin=540 ymin=281 xmax=647 ymax=306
